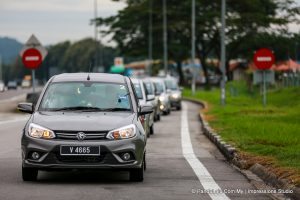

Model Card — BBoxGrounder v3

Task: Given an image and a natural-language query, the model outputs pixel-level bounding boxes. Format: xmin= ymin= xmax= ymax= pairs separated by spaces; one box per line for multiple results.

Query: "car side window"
xmin=130 ymin=80 xmax=139 ymax=108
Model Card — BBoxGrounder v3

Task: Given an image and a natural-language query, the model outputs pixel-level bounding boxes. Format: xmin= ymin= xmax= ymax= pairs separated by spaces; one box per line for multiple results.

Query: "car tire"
xmin=130 ymin=159 xmax=144 ymax=182
xmin=150 ymin=125 xmax=154 ymax=135
xmin=168 ymin=109 xmax=171 ymax=115
xmin=22 ymin=166 xmax=38 ymax=181
xmin=143 ymin=154 xmax=147 ymax=171
xmin=157 ymin=114 xmax=160 ymax=121
xmin=176 ymin=105 xmax=181 ymax=110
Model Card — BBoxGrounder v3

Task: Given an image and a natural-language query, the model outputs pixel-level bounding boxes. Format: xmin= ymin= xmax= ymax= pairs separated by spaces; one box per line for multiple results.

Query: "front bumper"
xmin=170 ymin=98 xmax=181 ymax=107
xmin=22 ymin=135 xmax=145 ymax=170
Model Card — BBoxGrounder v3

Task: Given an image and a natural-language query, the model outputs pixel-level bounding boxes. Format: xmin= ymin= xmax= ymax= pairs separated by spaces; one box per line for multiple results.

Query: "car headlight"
xmin=159 ymin=96 xmax=165 ymax=101
xmin=106 ymin=124 xmax=136 ymax=140
xmin=172 ymin=93 xmax=181 ymax=99
xmin=28 ymin=123 xmax=55 ymax=139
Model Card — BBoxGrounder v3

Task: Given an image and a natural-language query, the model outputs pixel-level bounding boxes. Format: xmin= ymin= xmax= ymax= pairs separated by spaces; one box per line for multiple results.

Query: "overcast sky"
xmin=0 ymin=0 xmax=126 ymax=46
xmin=0 ymin=0 xmax=300 ymax=46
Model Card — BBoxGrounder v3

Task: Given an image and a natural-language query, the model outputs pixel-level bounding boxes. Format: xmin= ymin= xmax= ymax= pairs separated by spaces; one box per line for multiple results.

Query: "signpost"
xmin=253 ymin=48 xmax=275 ymax=107
xmin=20 ymin=35 xmax=47 ymax=93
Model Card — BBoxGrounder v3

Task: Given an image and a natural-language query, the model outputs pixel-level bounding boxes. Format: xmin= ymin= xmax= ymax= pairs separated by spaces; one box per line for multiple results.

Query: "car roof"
xmin=130 ymin=77 xmax=141 ymax=84
xmin=51 ymin=73 xmax=126 ymax=84
xmin=149 ymin=77 xmax=164 ymax=82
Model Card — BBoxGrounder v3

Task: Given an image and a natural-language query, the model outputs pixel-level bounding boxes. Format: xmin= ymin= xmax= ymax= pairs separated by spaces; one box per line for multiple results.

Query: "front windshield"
xmin=133 ymin=83 xmax=143 ymax=100
xmin=154 ymin=82 xmax=164 ymax=94
xmin=39 ymin=82 xmax=131 ymax=111
xmin=164 ymin=80 xmax=178 ymax=91
xmin=144 ymin=82 xmax=154 ymax=95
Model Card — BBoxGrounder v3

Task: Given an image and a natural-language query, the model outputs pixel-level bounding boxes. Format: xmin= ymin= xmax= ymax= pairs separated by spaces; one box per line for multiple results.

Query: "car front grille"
xmin=55 ymin=131 xmax=108 ymax=140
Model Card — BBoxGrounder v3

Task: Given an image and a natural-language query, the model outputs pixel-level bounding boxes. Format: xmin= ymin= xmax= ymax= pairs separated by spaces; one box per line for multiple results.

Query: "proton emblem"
xmin=77 ymin=132 xmax=86 ymax=141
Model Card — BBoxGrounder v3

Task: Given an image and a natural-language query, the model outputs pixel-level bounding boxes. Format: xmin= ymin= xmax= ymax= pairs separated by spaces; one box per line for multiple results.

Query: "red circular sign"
xmin=22 ymin=48 xmax=42 ymax=70
xmin=253 ymin=48 xmax=275 ymax=70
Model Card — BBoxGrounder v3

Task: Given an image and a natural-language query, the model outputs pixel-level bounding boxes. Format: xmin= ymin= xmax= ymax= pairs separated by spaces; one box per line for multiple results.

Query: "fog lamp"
xmin=122 ymin=153 xmax=131 ymax=161
xmin=31 ymin=152 xmax=40 ymax=160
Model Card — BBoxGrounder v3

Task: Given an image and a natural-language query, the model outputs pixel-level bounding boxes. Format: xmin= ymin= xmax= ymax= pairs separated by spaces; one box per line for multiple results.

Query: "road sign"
xmin=253 ymin=70 xmax=275 ymax=85
xmin=20 ymin=34 xmax=47 ymax=93
xmin=114 ymin=57 xmax=124 ymax=66
xmin=254 ymin=48 xmax=275 ymax=70
xmin=20 ymin=34 xmax=48 ymax=59
xmin=22 ymin=48 xmax=42 ymax=70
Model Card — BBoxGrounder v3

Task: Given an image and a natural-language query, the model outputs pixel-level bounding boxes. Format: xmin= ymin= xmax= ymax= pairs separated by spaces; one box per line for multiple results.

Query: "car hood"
xmin=31 ymin=111 xmax=135 ymax=132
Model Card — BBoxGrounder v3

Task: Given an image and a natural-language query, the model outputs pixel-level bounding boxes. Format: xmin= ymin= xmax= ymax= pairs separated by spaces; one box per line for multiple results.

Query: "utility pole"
xmin=94 ymin=0 xmax=98 ymax=72
xmin=163 ymin=0 xmax=168 ymax=76
xmin=148 ymin=0 xmax=153 ymax=76
xmin=0 ymin=55 xmax=2 ymax=81
xmin=191 ymin=0 xmax=196 ymax=95
xmin=220 ymin=0 xmax=226 ymax=105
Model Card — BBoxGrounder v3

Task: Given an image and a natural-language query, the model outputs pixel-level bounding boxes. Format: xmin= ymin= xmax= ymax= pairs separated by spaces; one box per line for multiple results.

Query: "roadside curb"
xmin=183 ymin=97 xmax=300 ymax=200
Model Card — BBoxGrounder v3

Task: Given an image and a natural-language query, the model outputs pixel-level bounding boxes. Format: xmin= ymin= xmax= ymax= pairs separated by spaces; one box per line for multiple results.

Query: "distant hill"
xmin=0 ymin=37 xmax=23 ymax=64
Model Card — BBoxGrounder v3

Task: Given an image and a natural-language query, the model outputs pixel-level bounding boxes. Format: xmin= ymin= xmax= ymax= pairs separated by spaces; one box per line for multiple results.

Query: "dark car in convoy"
xmin=7 ymin=80 xmax=18 ymax=90
xmin=18 ymin=73 xmax=152 ymax=182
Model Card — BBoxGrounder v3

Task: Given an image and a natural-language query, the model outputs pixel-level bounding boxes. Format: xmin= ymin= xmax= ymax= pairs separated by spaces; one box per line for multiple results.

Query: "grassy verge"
xmin=183 ymin=82 xmax=300 ymax=185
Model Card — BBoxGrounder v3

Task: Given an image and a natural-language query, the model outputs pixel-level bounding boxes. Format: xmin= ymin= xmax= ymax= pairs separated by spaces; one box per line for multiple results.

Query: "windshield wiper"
xmin=51 ymin=106 xmax=104 ymax=112
xmin=102 ymin=108 xmax=131 ymax=112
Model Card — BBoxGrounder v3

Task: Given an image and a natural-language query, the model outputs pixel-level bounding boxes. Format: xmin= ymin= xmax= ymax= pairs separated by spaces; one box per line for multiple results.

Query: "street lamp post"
xmin=191 ymin=0 xmax=196 ymax=95
xmin=148 ymin=0 xmax=153 ymax=76
xmin=220 ymin=0 xmax=226 ymax=105
xmin=163 ymin=0 xmax=168 ymax=76
xmin=0 ymin=55 xmax=2 ymax=81
xmin=94 ymin=0 xmax=98 ymax=71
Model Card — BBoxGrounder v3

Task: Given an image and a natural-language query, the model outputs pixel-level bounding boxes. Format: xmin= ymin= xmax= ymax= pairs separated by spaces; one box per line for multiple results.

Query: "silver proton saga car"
xmin=18 ymin=73 xmax=152 ymax=182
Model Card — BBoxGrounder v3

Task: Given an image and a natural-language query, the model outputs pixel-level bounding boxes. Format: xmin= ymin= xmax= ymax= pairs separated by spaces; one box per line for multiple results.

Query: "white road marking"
xmin=181 ymin=102 xmax=230 ymax=200
xmin=0 ymin=117 xmax=29 ymax=125
xmin=0 ymin=94 xmax=26 ymax=103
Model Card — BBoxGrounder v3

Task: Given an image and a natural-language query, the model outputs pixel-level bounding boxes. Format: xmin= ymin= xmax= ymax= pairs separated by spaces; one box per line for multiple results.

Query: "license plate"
xmin=60 ymin=146 xmax=100 ymax=156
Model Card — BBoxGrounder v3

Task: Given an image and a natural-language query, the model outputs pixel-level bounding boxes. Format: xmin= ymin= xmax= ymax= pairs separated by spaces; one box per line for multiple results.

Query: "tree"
xmin=96 ymin=0 xmax=299 ymax=86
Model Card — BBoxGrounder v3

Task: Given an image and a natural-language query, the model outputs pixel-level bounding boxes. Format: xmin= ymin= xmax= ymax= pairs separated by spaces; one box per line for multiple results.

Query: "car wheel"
xmin=154 ymin=115 xmax=157 ymax=122
xmin=157 ymin=114 xmax=161 ymax=121
xmin=143 ymin=154 xmax=147 ymax=171
xmin=22 ymin=166 xmax=38 ymax=181
xmin=150 ymin=125 xmax=154 ymax=135
xmin=176 ymin=105 xmax=181 ymax=110
xmin=168 ymin=109 xmax=171 ymax=115
xmin=130 ymin=159 xmax=144 ymax=182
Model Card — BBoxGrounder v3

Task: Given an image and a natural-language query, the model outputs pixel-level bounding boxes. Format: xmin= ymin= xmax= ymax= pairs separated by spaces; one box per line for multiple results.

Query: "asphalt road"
xmin=0 ymin=101 xmax=271 ymax=200
xmin=0 ymin=87 xmax=33 ymax=101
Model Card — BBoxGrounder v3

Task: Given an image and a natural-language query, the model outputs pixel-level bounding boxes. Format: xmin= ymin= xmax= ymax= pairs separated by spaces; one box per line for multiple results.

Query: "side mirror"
xmin=26 ymin=92 xmax=41 ymax=105
xmin=179 ymin=87 xmax=184 ymax=91
xmin=17 ymin=103 xmax=33 ymax=114
xmin=166 ymin=89 xmax=171 ymax=93
xmin=138 ymin=105 xmax=153 ymax=116
xmin=146 ymin=94 xmax=155 ymax=101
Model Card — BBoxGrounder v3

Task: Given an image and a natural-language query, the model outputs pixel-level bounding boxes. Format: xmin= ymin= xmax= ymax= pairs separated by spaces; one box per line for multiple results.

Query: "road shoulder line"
xmin=181 ymin=102 xmax=230 ymax=200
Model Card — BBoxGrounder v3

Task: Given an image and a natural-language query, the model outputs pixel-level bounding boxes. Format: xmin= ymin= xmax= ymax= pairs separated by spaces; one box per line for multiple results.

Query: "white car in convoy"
xmin=142 ymin=78 xmax=161 ymax=121
xmin=131 ymin=78 xmax=155 ymax=137
xmin=150 ymin=77 xmax=171 ymax=115
xmin=0 ymin=80 xmax=5 ymax=92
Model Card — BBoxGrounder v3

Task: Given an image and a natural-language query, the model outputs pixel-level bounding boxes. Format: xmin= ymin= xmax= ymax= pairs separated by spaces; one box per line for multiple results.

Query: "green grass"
xmin=183 ymin=82 xmax=300 ymax=175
